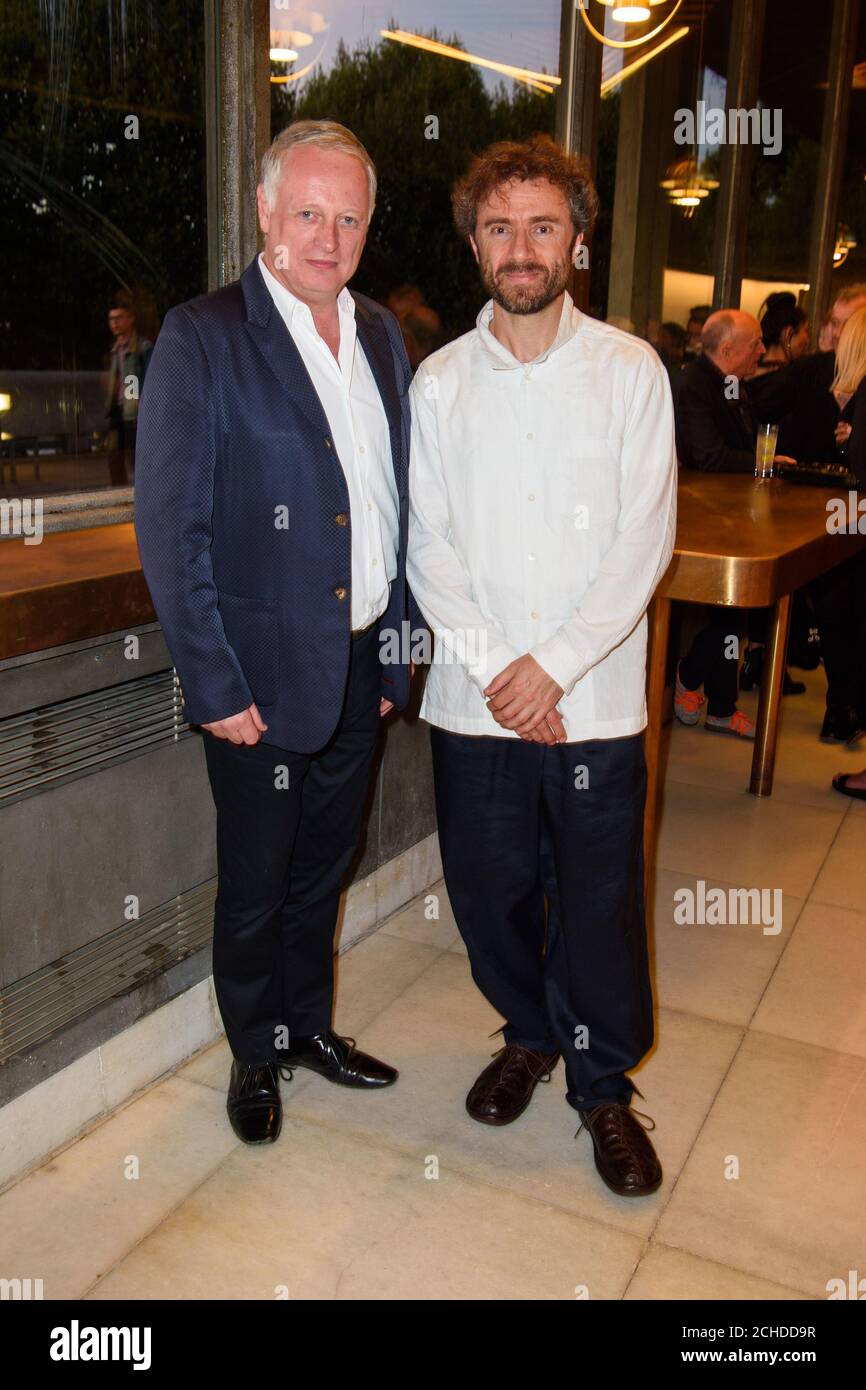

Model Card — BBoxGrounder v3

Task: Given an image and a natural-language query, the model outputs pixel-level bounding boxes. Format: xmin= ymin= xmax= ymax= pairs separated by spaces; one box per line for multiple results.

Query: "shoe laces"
xmin=574 ymin=1082 xmax=656 ymax=1140
xmin=490 ymin=1042 xmax=556 ymax=1086
xmin=725 ymin=710 xmax=754 ymax=737
xmin=675 ymin=681 xmax=705 ymax=714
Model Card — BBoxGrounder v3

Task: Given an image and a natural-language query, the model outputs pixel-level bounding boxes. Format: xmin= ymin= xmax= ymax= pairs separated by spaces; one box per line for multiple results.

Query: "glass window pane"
xmin=268 ymin=2 xmax=562 ymax=348
xmin=0 ymin=1 xmax=208 ymax=502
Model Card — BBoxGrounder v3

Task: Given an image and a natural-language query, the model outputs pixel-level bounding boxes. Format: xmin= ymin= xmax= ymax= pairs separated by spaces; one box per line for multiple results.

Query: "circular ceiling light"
xmin=579 ymin=0 xmax=683 ymax=49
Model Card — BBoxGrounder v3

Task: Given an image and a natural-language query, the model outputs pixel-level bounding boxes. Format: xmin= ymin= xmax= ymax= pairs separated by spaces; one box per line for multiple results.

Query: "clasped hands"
xmin=483 ymin=653 xmax=566 ymax=745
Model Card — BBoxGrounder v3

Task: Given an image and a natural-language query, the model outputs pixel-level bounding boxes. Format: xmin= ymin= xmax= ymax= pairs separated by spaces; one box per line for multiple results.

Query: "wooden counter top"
xmin=0 ymin=523 xmax=154 ymax=661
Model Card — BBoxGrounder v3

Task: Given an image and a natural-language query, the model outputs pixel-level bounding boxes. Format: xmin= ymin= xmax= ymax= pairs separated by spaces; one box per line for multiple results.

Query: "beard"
xmin=479 ymin=250 xmax=573 ymax=316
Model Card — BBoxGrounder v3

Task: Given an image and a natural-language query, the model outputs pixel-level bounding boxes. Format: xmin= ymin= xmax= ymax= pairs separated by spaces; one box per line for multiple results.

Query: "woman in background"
xmin=831 ymin=306 xmax=866 ymax=799
xmin=749 ymin=291 xmax=809 ymax=378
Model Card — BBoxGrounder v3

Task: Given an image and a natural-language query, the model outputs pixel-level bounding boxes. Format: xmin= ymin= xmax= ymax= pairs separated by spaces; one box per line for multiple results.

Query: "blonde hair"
xmin=832 ymin=306 xmax=866 ymax=397
xmin=260 ymin=120 xmax=377 ymax=219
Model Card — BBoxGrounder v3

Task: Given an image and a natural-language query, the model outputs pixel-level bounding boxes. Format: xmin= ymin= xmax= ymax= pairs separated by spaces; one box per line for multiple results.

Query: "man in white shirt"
xmin=136 ymin=122 xmax=419 ymax=1144
xmin=407 ymin=136 xmax=677 ymax=1197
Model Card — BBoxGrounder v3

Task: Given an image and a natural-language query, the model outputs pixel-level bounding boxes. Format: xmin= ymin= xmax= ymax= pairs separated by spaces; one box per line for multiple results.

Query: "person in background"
xmin=829 ymin=308 xmax=866 ymax=798
xmin=831 ymin=305 xmax=866 ymax=485
xmin=672 ymin=310 xmax=802 ymax=739
xmin=749 ymin=283 xmax=866 ymax=464
xmin=387 ymin=284 xmax=442 ymax=370
xmin=749 ymin=291 xmax=809 ymax=378
xmin=656 ymin=320 xmax=687 ymax=385
xmin=402 ymin=304 xmax=443 ymax=370
xmin=105 ymin=293 xmax=152 ymax=486
xmin=683 ymin=303 xmax=711 ymax=363
xmin=750 ymin=284 xmax=866 ymax=743
xmin=818 ymin=312 xmax=835 ymax=353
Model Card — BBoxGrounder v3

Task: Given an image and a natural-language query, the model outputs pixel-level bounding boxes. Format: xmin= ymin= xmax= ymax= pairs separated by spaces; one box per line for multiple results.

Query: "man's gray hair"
xmin=260 ymin=120 xmax=377 ymax=219
xmin=701 ymin=311 xmax=739 ymax=357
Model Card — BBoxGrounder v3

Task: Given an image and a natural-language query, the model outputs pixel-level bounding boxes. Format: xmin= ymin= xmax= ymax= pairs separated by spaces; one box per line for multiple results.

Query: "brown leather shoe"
xmin=577 ymin=1102 xmax=662 ymax=1196
xmin=466 ymin=1043 xmax=559 ymax=1125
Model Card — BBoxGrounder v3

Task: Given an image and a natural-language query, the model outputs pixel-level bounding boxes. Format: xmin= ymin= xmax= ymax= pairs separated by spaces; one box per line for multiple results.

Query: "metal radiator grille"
xmin=0 ymin=670 xmax=192 ymax=805
xmin=0 ymin=879 xmax=216 ymax=1065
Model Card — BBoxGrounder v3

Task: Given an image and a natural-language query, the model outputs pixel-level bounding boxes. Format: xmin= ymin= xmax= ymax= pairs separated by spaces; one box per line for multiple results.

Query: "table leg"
xmin=750 ymin=592 xmax=792 ymax=796
xmin=644 ymin=595 xmax=671 ymax=884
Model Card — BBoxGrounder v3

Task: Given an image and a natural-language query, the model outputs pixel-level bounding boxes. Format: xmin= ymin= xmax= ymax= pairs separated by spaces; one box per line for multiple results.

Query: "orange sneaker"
xmin=705 ymin=709 xmax=756 ymax=739
xmin=674 ymin=666 xmax=705 ymax=726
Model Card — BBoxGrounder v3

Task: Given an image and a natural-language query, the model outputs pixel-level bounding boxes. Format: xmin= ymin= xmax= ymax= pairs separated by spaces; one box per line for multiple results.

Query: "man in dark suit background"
xmin=671 ymin=310 xmax=800 ymax=737
xmin=135 ymin=121 xmax=420 ymax=1144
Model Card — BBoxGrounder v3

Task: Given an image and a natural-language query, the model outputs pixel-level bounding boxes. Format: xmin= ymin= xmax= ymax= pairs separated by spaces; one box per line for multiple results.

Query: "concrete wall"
xmin=0 ymin=623 xmax=436 ymax=1111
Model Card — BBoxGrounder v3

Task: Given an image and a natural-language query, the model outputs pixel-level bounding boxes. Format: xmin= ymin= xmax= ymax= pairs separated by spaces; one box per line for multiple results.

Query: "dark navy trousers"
xmin=201 ymin=624 xmax=381 ymax=1063
xmin=430 ymin=727 xmax=653 ymax=1111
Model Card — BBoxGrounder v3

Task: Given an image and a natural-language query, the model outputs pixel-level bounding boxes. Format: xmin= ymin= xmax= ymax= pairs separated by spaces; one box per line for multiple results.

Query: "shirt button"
xmin=528 ymin=493 xmax=536 ymax=501
xmin=530 ymin=610 xmax=539 ymax=620
xmin=333 ymin=586 xmax=348 ymax=600
xmin=526 ymin=432 xmax=534 ymax=440
xmin=367 ymin=501 xmax=373 ymax=510
xmin=335 ymin=513 xmax=348 ymax=526
xmin=528 ymin=552 xmax=536 ymax=561
xmin=359 ymin=445 xmax=366 ymax=454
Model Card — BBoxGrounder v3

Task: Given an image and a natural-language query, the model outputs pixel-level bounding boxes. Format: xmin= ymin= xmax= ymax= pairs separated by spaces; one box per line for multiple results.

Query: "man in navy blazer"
xmin=135 ymin=121 xmax=421 ymax=1144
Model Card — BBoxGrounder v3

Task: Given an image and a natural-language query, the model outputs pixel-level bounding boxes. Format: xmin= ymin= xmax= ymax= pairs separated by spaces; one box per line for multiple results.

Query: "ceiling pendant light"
xmin=580 ymin=0 xmax=683 ymax=49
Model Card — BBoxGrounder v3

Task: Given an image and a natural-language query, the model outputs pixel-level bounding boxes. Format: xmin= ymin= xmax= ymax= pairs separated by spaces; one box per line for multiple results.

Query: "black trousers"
xmin=430 ymin=727 xmax=653 ymax=1111
xmin=679 ymin=608 xmax=765 ymax=717
xmin=809 ymin=551 xmax=866 ymax=711
xmin=201 ymin=624 xmax=381 ymax=1063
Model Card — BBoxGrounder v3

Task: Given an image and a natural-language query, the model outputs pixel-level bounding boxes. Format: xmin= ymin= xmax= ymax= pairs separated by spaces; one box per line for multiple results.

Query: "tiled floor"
xmin=4 ymin=667 xmax=866 ymax=1300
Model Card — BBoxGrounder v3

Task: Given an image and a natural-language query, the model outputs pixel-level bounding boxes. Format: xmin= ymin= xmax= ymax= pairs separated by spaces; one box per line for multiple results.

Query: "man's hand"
xmin=203 ymin=703 xmax=268 ymax=745
xmin=484 ymin=654 xmax=566 ymax=743
xmin=380 ymin=661 xmax=415 ymax=718
xmin=835 ymin=422 xmax=853 ymax=447
xmin=774 ymin=454 xmax=798 ymax=467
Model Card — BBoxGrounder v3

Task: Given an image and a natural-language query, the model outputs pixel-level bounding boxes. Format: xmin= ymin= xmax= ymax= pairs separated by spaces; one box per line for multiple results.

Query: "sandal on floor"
xmin=831 ymin=773 xmax=866 ymax=801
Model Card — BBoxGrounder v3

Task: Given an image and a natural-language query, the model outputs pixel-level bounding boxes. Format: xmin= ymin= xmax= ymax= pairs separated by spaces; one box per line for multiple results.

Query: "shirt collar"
xmin=476 ymin=290 xmax=581 ymax=370
xmin=257 ymin=252 xmax=355 ymax=328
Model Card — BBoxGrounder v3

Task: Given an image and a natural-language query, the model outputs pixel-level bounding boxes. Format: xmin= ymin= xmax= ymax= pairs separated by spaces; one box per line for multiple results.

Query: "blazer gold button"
xmin=324 ymin=437 xmax=332 ymax=448
xmin=334 ymin=586 xmax=348 ymax=600
xmin=335 ymin=513 xmax=348 ymax=526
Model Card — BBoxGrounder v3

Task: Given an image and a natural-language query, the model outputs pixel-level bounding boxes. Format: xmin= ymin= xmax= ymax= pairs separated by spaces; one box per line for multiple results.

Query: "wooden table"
xmin=644 ymin=473 xmax=866 ymax=869
xmin=0 ymin=522 xmax=153 ymax=661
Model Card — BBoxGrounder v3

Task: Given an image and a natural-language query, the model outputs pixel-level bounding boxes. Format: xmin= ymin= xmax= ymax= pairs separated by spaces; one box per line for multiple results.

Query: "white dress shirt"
xmin=258 ymin=253 xmax=399 ymax=630
xmin=407 ymin=292 xmax=678 ymax=741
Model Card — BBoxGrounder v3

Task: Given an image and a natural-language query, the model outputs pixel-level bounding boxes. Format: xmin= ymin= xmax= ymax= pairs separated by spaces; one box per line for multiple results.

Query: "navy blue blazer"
xmin=134 ymin=256 xmax=420 ymax=752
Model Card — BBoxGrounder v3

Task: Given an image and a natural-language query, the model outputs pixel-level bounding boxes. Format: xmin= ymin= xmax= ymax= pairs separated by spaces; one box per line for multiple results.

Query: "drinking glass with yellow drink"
xmin=755 ymin=423 xmax=779 ymax=480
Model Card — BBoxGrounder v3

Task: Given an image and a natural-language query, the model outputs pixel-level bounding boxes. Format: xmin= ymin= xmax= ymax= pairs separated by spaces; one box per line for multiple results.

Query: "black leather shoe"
xmin=227 ymin=1060 xmax=283 ymax=1143
xmin=820 ymin=705 xmax=866 ymax=744
xmin=282 ymin=1031 xmax=397 ymax=1088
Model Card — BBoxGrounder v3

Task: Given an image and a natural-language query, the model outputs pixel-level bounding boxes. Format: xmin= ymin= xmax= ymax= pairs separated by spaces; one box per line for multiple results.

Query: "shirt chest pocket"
xmin=543 ymin=439 xmax=621 ymax=537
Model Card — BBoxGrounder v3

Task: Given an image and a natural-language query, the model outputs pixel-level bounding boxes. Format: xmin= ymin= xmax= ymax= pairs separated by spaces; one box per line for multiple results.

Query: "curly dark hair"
xmin=451 ymin=134 xmax=599 ymax=244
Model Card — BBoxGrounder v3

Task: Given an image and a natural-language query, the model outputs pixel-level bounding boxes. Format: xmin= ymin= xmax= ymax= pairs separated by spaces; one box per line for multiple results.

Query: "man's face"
xmin=108 ymin=308 xmax=133 ymax=341
xmin=717 ymin=318 xmax=764 ymax=378
xmin=828 ymin=295 xmax=866 ymax=352
xmin=256 ymin=145 xmax=370 ymax=306
xmin=469 ymin=177 xmax=581 ymax=316
xmin=686 ymin=317 xmax=703 ymax=346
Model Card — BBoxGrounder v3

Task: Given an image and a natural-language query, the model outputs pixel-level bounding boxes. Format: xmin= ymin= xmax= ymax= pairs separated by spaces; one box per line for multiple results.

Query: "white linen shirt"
xmin=407 ymin=292 xmax=678 ymax=741
xmin=258 ymin=253 xmax=398 ymax=630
